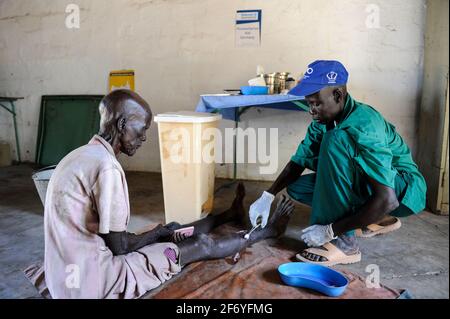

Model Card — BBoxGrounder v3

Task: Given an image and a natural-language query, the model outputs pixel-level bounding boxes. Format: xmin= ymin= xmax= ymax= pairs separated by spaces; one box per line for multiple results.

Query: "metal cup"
xmin=278 ymin=72 xmax=290 ymax=92
xmin=264 ymin=73 xmax=281 ymax=94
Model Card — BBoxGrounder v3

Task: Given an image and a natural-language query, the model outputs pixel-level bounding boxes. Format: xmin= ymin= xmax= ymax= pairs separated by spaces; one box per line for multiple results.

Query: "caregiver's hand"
xmin=300 ymin=224 xmax=337 ymax=247
xmin=249 ymin=191 xmax=275 ymax=228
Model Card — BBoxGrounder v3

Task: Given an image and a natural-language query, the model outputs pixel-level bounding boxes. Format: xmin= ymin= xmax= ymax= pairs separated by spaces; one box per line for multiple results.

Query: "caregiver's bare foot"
xmin=300 ymin=234 xmax=359 ymax=262
xmin=359 ymin=215 xmax=399 ymax=235
xmin=376 ymin=215 xmax=398 ymax=226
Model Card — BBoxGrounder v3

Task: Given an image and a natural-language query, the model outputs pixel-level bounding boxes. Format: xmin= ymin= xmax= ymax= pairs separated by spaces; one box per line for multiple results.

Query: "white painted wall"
xmin=0 ymin=0 xmax=426 ymax=180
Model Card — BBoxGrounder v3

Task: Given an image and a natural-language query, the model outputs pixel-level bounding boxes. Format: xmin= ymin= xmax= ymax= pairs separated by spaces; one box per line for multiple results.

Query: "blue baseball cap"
xmin=289 ymin=60 xmax=349 ymax=97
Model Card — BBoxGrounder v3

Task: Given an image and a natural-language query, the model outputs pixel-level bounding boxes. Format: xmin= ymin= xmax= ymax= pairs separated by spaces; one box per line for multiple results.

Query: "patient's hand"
xmin=164 ymin=222 xmax=182 ymax=232
xmin=155 ymin=222 xmax=181 ymax=242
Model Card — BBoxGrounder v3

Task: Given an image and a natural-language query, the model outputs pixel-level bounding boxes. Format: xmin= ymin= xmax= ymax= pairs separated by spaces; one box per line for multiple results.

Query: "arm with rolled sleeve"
xmin=93 ymin=168 xmax=176 ymax=255
xmin=250 ymin=122 xmax=326 ymax=228
xmin=266 ymin=121 xmax=326 ymax=196
xmin=92 ymin=168 xmax=129 ymax=234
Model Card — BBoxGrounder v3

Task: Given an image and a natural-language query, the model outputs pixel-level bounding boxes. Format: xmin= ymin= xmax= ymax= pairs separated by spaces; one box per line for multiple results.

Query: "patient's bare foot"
xmin=228 ymin=182 xmax=247 ymax=226
xmin=267 ymin=195 xmax=295 ymax=237
xmin=249 ymin=195 xmax=294 ymax=242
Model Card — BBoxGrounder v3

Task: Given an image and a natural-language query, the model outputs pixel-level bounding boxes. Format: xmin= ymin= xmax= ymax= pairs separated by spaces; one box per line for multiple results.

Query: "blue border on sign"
xmin=236 ymin=9 xmax=262 ymax=40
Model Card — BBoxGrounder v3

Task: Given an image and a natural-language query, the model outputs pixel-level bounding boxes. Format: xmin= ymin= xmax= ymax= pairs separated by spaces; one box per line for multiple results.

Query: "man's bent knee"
xmin=286 ymin=186 xmax=311 ymax=206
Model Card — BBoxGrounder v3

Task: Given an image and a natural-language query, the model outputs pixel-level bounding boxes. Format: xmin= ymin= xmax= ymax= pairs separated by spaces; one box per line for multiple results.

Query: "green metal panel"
xmin=35 ymin=95 xmax=104 ymax=166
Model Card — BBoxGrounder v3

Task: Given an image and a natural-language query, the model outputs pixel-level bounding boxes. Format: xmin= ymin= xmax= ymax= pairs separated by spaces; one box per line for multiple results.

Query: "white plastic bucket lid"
xmin=32 ymin=166 xmax=56 ymax=181
xmin=154 ymin=111 xmax=222 ymax=123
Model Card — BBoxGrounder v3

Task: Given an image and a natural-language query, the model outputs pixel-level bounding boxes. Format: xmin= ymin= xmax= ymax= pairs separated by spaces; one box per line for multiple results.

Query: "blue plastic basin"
xmin=240 ymin=86 xmax=269 ymax=95
xmin=278 ymin=262 xmax=348 ymax=297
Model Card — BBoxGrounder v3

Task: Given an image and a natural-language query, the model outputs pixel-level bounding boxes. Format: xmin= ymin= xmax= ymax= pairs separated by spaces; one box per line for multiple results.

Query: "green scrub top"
xmin=291 ymin=94 xmax=427 ymax=214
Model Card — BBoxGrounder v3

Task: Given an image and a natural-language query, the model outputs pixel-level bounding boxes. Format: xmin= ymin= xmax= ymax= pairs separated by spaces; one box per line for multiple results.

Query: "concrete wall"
xmin=0 ymin=0 xmax=426 ymax=180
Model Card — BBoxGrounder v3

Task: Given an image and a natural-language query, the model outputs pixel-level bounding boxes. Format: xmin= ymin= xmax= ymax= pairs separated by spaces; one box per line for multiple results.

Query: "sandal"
xmin=295 ymin=242 xmax=362 ymax=267
xmin=355 ymin=217 xmax=401 ymax=238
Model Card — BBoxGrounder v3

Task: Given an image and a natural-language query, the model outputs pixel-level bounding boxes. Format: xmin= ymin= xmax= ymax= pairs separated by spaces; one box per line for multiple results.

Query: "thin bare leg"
xmin=175 ymin=182 xmax=247 ymax=235
xmin=178 ymin=195 xmax=294 ymax=266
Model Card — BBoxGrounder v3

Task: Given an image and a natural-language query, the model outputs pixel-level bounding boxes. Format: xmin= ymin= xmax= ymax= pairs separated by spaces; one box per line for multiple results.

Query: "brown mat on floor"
xmin=143 ymin=225 xmax=401 ymax=299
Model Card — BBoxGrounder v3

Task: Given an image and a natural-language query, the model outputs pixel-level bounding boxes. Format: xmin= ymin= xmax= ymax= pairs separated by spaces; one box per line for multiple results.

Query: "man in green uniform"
xmin=249 ymin=60 xmax=427 ymax=266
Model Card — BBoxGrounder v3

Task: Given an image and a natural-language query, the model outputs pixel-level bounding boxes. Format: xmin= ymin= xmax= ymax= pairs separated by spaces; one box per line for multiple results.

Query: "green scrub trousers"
xmin=286 ymin=129 xmax=414 ymax=235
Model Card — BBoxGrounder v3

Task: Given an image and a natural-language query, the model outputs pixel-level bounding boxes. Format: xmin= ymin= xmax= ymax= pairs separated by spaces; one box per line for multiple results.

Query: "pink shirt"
xmin=43 ymin=135 xmax=180 ymax=299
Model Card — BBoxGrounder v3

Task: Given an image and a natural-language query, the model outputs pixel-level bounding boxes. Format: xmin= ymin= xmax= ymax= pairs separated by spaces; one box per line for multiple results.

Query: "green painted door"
xmin=35 ymin=95 xmax=103 ymax=166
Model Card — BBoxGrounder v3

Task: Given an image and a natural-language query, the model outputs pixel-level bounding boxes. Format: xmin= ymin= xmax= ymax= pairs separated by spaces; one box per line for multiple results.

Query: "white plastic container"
xmin=154 ymin=111 xmax=222 ymax=224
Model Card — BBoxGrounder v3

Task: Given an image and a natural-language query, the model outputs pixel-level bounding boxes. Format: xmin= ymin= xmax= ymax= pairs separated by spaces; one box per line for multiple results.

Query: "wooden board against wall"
xmin=417 ymin=0 xmax=449 ymax=215
xmin=440 ymin=85 xmax=449 ymax=214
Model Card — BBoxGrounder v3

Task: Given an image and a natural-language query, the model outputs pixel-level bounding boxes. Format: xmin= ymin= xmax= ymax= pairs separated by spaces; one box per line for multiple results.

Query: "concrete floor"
xmin=0 ymin=164 xmax=448 ymax=299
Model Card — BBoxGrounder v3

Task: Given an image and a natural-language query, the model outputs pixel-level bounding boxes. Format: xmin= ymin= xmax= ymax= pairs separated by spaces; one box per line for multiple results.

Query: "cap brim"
xmin=288 ymin=82 xmax=324 ymax=97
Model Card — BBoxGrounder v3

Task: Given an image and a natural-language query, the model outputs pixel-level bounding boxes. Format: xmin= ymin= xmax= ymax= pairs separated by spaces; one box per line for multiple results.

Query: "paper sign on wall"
xmin=235 ymin=10 xmax=262 ymax=47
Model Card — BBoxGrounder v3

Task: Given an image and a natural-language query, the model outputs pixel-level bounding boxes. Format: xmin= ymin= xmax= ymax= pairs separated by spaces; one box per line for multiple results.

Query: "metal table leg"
xmin=0 ymin=101 xmax=21 ymax=162
xmin=214 ymin=107 xmax=250 ymax=194
xmin=215 ymin=108 xmax=238 ymax=193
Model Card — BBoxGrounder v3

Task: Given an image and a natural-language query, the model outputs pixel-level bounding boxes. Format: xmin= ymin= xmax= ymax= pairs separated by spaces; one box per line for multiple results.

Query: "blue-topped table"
xmin=195 ymin=94 xmax=309 ymax=191
xmin=196 ymin=94 xmax=308 ymax=121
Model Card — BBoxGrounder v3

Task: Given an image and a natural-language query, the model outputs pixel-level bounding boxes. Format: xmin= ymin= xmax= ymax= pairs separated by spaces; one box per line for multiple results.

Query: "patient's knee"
xmin=195 ymin=233 xmax=215 ymax=256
